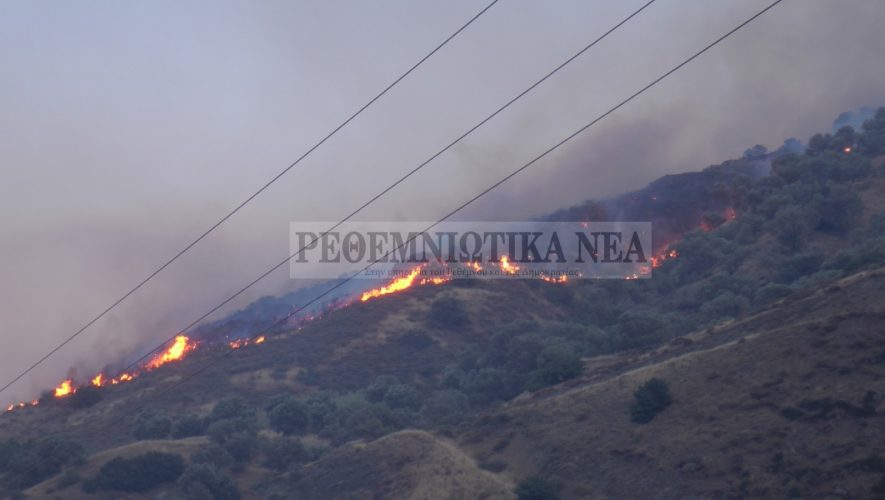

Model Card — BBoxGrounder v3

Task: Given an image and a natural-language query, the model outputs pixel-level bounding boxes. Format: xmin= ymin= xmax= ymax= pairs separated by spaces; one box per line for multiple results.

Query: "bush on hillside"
xmin=515 ymin=476 xmax=561 ymax=500
xmin=526 ymin=345 xmax=583 ymax=390
xmin=132 ymin=410 xmax=172 ymax=440
xmin=84 ymin=452 xmax=184 ymax=493
xmin=177 ymin=463 xmax=241 ymax=500
xmin=172 ymin=414 xmax=207 ymax=439
xmin=427 ymin=295 xmax=468 ymax=329
xmin=1 ymin=436 xmax=84 ymax=489
xmin=209 ymin=397 xmax=255 ymax=423
xmin=261 ymin=436 xmax=311 ymax=471
xmin=268 ymin=398 xmax=310 ymax=436
xmin=630 ymin=378 xmax=673 ymax=424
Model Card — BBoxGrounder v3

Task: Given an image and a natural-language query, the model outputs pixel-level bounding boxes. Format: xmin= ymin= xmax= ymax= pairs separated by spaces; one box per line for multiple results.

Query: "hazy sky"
xmin=1 ymin=0 xmax=884 ymax=402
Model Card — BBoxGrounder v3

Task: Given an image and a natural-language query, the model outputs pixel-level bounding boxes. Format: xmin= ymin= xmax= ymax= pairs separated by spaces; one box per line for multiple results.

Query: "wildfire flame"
xmin=145 ymin=335 xmax=195 ymax=370
xmin=54 ymin=380 xmax=74 ymax=398
xmin=650 ymin=249 xmax=679 ymax=269
xmin=10 ymin=210 xmax=741 ymax=412
xmin=539 ymin=274 xmax=569 ymax=284
xmin=360 ymin=266 xmax=424 ymax=302
xmin=498 ymin=255 xmax=520 ymax=275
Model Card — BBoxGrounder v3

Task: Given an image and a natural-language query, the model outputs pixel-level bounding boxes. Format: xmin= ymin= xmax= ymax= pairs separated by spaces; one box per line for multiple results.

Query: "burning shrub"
xmin=268 ymin=398 xmax=310 ymax=436
xmin=131 ymin=409 xmax=172 ymax=440
xmin=177 ymin=463 xmax=241 ymax=500
xmin=84 ymin=452 xmax=184 ymax=493
xmin=630 ymin=378 xmax=673 ymax=424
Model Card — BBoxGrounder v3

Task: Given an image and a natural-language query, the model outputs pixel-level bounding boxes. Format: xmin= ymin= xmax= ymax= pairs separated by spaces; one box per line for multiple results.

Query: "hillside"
xmin=2 ymin=110 xmax=885 ymax=499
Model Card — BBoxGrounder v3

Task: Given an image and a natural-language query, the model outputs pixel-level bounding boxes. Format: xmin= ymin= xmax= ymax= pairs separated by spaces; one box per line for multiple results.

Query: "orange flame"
xmin=360 ymin=267 xmax=424 ymax=302
xmin=540 ymin=274 xmax=569 ymax=284
xmin=145 ymin=335 xmax=195 ymax=370
xmin=54 ymin=380 xmax=74 ymax=398
xmin=499 ymin=256 xmax=520 ymax=275
xmin=255 ymin=336 xmax=266 ymax=344
xmin=91 ymin=374 xmax=104 ymax=387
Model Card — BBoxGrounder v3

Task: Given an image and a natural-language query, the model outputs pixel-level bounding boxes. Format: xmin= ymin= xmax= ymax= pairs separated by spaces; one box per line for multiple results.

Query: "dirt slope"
xmin=458 ymin=269 xmax=885 ymax=499
xmin=288 ymin=430 xmax=514 ymax=500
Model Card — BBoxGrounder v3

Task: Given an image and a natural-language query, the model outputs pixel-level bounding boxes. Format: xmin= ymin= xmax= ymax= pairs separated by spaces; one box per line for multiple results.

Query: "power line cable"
xmin=155 ymin=0 xmax=785 ymax=397
xmin=0 ymin=0 xmax=500 ymax=398
xmin=96 ymin=0 xmax=659 ymax=383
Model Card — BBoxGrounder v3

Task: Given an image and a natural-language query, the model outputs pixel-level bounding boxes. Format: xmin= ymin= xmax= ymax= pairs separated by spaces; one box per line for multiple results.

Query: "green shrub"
xmin=770 ymin=206 xmax=813 ymax=250
xmin=209 ymin=398 xmax=254 ymax=422
xmin=132 ymin=410 xmax=172 ymax=440
xmin=268 ymin=398 xmax=310 ymax=436
xmin=699 ymin=291 xmax=750 ymax=321
xmin=630 ymin=378 xmax=672 ymax=424
xmin=420 ymin=390 xmax=469 ymax=426
xmin=515 ymin=476 xmax=561 ymax=500
xmin=177 ymin=463 xmax=241 ymax=500
xmin=304 ymin=392 xmax=338 ymax=433
xmin=207 ymin=418 xmax=259 ymax=463
xmin=1 ymin=436 xmax=84 ymax=489
xmin=262 ymin=437 xmax=310 ymax=471
xmin=191 ymin=443 xmax=234 ymax=470
xmin=776 ymin=252 xmax=825 ymax=284
xmin=612 ymin=312 xmax=665 ymax=350
xmin=365 ymin=375 xmax=399 ymax=403
xmin=172 ymin=414 xmax=207 ymax=439
xmin=383 ymin=384 xmax=420 ymax=410
xmin=427 ymin=295 xmax=468 ymax=329
xmin=86 ymin=452 xmax=184 ymax=493
xmin=813 ymin=183 xmax=863 ymax=232
xmin=526 ymin=345 xmax=583 ymax=390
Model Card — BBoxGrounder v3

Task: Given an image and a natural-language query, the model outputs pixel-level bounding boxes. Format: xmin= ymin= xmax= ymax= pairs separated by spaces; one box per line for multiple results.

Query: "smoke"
xmin=1 ymin=0 xmax=884 ymax=403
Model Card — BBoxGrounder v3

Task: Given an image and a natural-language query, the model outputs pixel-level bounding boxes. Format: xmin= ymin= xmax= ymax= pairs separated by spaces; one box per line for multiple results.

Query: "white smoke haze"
xmin=1 ymin=0 xmax=884 ymax=402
